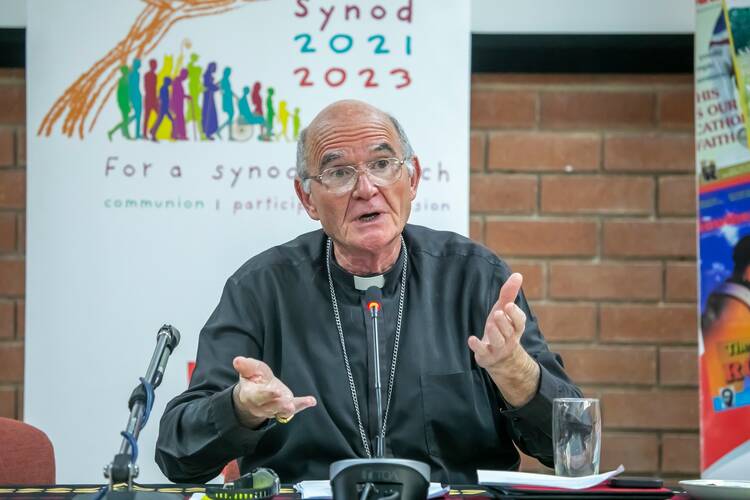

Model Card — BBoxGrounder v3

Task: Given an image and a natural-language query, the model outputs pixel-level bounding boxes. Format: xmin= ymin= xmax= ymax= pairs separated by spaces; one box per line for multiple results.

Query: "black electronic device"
xmin=609 ymin=476 xmax=664 ymax=489
xmin=205 ymin=467 xmax=280 ymax=500
xmin=331 ymin=458 xmax=430 ymax=500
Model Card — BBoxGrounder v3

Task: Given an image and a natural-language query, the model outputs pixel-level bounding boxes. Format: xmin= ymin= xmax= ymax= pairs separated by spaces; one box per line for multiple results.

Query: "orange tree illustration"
xmin=38 ymin=0 xmax=264 ymax=139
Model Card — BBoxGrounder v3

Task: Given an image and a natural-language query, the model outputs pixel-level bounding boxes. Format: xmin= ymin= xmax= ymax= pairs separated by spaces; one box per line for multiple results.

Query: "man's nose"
xmin=352 ymin=170 xmax=378 ymax=199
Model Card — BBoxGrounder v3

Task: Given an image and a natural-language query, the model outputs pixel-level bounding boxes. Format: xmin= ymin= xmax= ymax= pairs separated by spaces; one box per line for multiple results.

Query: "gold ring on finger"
xmin=275 ymin=413 xmax=293 ymax=424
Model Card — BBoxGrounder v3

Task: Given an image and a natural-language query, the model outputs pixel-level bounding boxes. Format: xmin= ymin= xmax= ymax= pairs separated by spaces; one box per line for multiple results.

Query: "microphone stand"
xmin=331 ymin=288 xmax=429 ymax=500
xmin=370 ymin=299 xmax=385 ymax=459
xmin=77 ymin=325 xmax=182 ymax=500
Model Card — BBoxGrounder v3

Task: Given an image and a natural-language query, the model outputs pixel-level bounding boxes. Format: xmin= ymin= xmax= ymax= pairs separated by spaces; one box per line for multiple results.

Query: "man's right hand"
xmin=231 ymin=356 xmax=317 ymax=429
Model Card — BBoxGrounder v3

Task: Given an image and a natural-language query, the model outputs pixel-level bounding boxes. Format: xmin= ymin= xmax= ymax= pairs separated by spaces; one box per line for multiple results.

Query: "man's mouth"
xmin=358 ymin=212 xmax=380 ymax=222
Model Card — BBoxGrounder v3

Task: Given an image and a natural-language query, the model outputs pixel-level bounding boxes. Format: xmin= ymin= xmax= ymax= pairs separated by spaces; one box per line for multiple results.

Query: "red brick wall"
xmin=470 ymin=74 xmax=697 ymax=480
xmin=0 ymin=68 xmax=26 ymax=423
xmin=0 ymin=70 xmax=697 ymax=479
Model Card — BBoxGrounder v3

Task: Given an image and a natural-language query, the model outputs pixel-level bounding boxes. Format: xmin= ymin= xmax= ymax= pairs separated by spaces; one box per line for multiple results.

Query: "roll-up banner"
xmin=696 ymin=0 xmax=750 ymax=479
xmin=25 ymin=0 xmax=470 ymax=482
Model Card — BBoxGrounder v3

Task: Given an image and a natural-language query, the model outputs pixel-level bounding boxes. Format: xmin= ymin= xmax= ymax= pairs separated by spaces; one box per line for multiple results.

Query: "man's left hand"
xmin=468 ymin=272 xmax=540 ymax=407
xmin=468 ymin=272 xmax=527 ymax=369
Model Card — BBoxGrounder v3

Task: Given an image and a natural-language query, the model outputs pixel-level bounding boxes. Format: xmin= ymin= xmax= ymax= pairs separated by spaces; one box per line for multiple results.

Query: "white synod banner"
xmin=25 ymin=0 xmax=470 ymax=483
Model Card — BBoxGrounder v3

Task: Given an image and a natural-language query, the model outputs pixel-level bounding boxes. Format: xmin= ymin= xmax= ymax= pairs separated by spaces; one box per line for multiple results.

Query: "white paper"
xmin=294 ymin=480 xmax=450 ymax=499
xmin=477 ymin=464 xmax=625 ymax=490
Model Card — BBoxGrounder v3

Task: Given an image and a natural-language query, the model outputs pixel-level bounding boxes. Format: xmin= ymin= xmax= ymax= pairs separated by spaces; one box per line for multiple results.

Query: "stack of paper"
xmin=477 ymin=465 xmax=625 ymax=490
xmin=294 ymin=480 xmax=450 ymax=499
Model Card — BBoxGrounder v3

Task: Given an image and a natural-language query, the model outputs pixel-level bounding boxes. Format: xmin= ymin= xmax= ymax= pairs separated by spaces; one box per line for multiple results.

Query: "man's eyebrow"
xmin=371 ymin=143 xmax=396 ymax=155
xmin=320 ymin=151 xmax=344 ymax=169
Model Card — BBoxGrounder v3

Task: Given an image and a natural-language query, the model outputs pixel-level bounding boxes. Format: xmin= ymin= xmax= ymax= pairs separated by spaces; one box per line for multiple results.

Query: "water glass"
xmin=552 ymin=398 xmax=601 ymax=477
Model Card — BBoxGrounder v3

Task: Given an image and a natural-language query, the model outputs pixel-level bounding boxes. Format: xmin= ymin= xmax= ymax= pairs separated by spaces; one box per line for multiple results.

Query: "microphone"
xmin=364 ymin=286 xmax=385 ymax=458
xmin=330 ymin=288 xmax=429 ymax=500
xmin=153 ymin=325 xmax=181 ymax=388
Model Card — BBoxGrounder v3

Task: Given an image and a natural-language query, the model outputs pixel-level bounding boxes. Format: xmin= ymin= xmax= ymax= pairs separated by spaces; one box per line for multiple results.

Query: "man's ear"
xmin=408 ymin=156 xmax=422 ymax=201
xmin=294 ymin=178 xmax=320 ymax=221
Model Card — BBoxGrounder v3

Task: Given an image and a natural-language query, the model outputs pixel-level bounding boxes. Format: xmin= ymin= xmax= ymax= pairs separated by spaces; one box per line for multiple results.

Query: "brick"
xmin=534 ymin=303 xmax=596 ymax=342
xmin=17 ymin=213 xmax=24 ymax=253
xmin=541 ymin=176 xmax=654 ymax=215
xmin=662 ymin=433 xmax=700 ymax=473
xmin=0 ymin=258 xmax=24 ymax=295
xmin=487 ymin=132 xmax=600 ymax=172
xmin=540 ymin=91 xmax=655 ymax=129
xmin=550 ymin=262 xmax=662 ymax=301
xmin=0 ymin=85 xmax=25 ymax=125
xmin=16 ymin=300 xmax=23 ymax=339
xmin=0 ymin=342 xmax=23 ymax=382
xmin=0 ymin=387 xmax=16 ymax=418
xmin=471 ymin=90 xmax=537 ymax=129
xmin=0 ymin=301 xmax=12 ymax=339
xmin=0 ymin=170 xmax=25 ymax=209
xmin=603 ymin=220 xmax=696 ymax=258
xmin=0 ymin=69 xmax=25 ymax=81
xmin=665 ymin=262 xmax=697 ymax=302
xmin=470 ymin=175 xmax=537 ymax=213
xmin=554 ymin=346 xmax=656 ymax=385
xmin=16 ymin=127 xmax=25 ymax=166
xmin=0 ymin=212 xmax=15 ymax=252
xmin=506 ymin=260 xmax=543 ymax=300
xmin=0 ymin=128 xmax=13 ymax=167
xmin=660 ymin=347 xmax=698 ymax=386
xmin=659 ymin=89 xmax=695 ymax=130
xmin=600 ymin=304 xmax=697 ymax=343
xmin=659 ymin=176 xmax=696 ymax=216
xmin=605 ymin=134 xmax=694 ymax=172
xmin=486 ymin=219 xmax=597 ymax=257
xmin=601 ymin=433 xmax=659 ymax=473
xmin=469 ymin=216 xmax=483 ymax=243
xmin=470 ymin=131 xmax=486 ymax=172
xmin=602 ymin=389 xmax=698 ymax=429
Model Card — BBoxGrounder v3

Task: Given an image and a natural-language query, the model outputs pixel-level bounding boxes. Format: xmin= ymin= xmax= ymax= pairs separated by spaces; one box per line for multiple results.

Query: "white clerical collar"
xmin=353 ymin=274 xmax=385 ymax=291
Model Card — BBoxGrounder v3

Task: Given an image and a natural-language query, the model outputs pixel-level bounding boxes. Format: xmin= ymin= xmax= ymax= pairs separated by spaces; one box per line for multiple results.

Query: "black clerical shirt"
xmin=155 ymin=224 xmax=582 ymax=484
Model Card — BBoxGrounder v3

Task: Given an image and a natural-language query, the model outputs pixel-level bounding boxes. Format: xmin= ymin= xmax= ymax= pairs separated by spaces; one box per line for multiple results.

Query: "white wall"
xmin=2 ymin=0 xmax=695 ymax=33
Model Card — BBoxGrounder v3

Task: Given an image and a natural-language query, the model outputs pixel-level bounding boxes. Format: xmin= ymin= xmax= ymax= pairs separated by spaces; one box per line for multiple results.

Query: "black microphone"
xmin=153 ymin=325 xmax=181 ymax=388
xmin=364 ymin=286 xmax=385 ymax=458
xmin=330 ymin=289 xmax=429 ymax=500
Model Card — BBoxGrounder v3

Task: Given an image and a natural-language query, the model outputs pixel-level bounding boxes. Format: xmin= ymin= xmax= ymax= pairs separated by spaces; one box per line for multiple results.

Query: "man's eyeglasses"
xmin=305 ymin=157 xmax=409 ymax=195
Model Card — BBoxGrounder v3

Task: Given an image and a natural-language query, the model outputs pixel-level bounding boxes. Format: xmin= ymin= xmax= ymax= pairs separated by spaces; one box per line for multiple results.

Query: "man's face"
xmin=295 ymin=103 xmax=420 ymax=257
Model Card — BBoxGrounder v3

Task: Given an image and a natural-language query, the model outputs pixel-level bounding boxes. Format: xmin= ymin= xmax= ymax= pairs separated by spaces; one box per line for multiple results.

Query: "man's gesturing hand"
xmin=231 ymin=356 xmax=317 ymax=428
xmin=468 ymin=272 xmax=526 ymax=369
xmin=467 ymin=273 xmax=540 ymax=407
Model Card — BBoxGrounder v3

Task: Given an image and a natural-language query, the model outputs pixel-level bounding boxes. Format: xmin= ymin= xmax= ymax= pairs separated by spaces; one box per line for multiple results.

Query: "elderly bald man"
xmin=156 ymin=100 xmax=581 ymax=484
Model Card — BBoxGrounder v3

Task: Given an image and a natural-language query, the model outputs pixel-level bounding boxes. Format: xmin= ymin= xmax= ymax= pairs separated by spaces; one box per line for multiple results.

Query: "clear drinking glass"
xmin=552 ymin=398 xmax=601 ymax=477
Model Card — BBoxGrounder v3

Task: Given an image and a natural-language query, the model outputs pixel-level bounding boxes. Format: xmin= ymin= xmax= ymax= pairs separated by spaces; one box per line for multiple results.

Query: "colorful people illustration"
xmin=150 ymin=77 xmax=173 ymax=141
xmin=128 ymin=59 xmax=143 ymax=139
xmin=142 ymin=59 xmax=159 ymax=139
xmin=107 ymin=65 xmax=133 ymax=141
xmin=170 ymin=68 xmax=190 ymax=140
xmin=201 ymin=62 xmax=219 ymax=139
xmin=186 ymin=53 xmax=204 ymax=140
xmin=105 ymin=53 xmax=303 ymax=143
xmin=217 ymin=67 xmax=236 ymax=140
xmin=264 ymin=87 xmax=275 ymax=141
xmin=277 ymin=100 xmax=290 ymax=142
